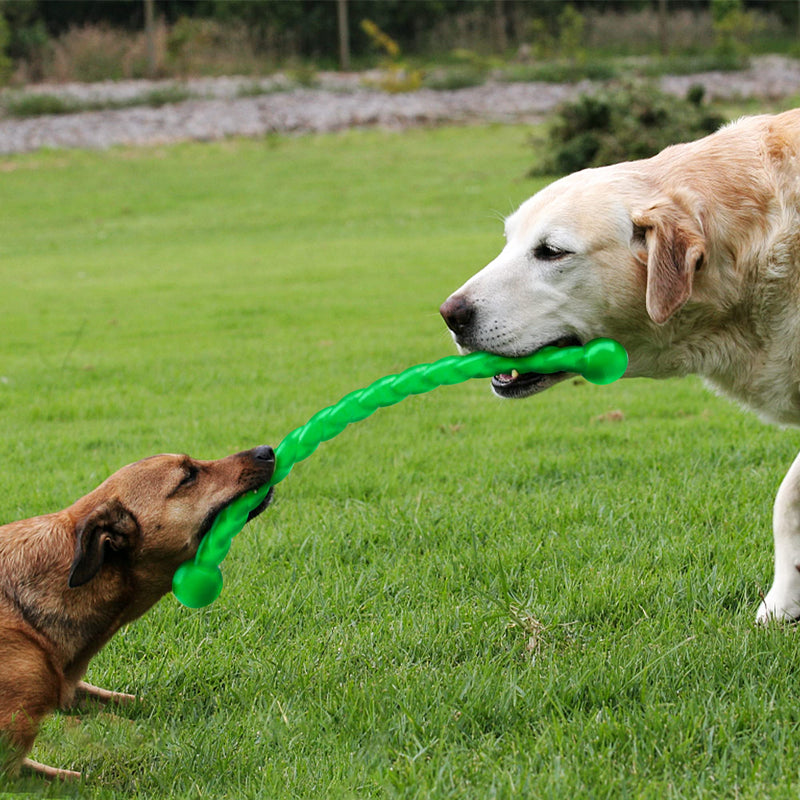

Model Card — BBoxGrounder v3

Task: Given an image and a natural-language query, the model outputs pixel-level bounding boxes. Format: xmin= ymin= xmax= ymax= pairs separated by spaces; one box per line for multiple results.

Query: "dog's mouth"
xmin=245 ymin=489 xmax=274 ymax=522
xmin=196 ymin=486 xmax=274 ymax=543
xmin=490 ymin=336 xmax=581 ymax=399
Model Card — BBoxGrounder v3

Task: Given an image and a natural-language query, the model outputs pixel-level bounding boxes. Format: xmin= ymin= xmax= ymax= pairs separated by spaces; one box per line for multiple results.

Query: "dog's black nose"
xmin=252 ymin=446 xmax=275 ymax=464
xmin=440 ymin=294 xmax=474 ymax=335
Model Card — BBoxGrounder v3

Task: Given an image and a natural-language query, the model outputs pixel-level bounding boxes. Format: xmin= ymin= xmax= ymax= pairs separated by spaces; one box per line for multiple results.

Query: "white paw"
xmin=756 ymin=588 xmax=800 ymax=624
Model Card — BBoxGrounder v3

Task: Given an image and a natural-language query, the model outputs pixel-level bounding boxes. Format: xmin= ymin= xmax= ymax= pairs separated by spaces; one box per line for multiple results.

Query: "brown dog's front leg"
xmin=73 ymin=681 xmax=137 ymax=707
xmin=22 ymin=757 xmax=81 ymax=781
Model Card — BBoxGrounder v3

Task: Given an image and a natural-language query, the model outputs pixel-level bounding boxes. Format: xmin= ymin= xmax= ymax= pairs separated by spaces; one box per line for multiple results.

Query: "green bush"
xmin=533 ymin=81 xmax=725 ymax=175
xmin=361 ymin=18 xmax=423 ymax=93
xmin=711 ymin=0 xmax=761 ymax=65
xmin=142 ymin=86 xmax=193 ymax=107
xmin=499 ymin=60 xmax=617 ymax=84
xmin=2 ymin=92 xmax=77 ymax=117
xmin=423 ymin=66 xmax=487 ymax=91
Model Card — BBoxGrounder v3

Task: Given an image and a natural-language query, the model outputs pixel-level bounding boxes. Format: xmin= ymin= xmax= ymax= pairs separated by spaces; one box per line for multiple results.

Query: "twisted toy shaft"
xmin=275 ymin=353 xmax=506 ymax=483
xmin=172 ymin=338 xmax=627 ymax=607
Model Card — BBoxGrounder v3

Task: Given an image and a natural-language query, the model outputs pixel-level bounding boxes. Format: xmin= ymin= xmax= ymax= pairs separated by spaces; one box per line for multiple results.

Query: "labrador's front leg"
xmin=758 ymin=450 xmax=800 ymax=622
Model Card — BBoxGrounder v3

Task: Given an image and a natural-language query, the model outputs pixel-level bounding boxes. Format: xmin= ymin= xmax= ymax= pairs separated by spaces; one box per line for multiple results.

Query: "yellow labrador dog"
xmin=440 ymin=107 xmax=800 ymax=623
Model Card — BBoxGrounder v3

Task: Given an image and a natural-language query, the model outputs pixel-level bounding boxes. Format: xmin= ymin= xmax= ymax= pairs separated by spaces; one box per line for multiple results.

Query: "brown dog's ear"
xmin=68 ymin=499 xmax=140 ymax=588
xmin=632 ymin=200 xmax=705 ymax=325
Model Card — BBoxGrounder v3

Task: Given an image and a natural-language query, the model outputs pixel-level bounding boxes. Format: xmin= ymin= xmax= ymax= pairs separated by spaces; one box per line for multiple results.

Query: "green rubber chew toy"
xmin=172 ymin=338 xmax=627 ymax=608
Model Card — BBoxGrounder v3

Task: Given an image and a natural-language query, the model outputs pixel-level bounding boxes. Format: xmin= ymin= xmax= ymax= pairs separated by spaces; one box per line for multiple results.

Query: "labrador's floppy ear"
xmin=68 ymin=499 xmax=140 ymax=588
xmin=632 ymin=199 xmax=705 ymax=325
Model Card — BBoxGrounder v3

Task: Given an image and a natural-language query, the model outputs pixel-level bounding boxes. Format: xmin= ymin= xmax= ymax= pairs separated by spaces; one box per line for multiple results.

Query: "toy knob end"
xmin=580 ymin=338 xmax=628 ymax=385
xmin=173 ymin=561 xmax=223 ymax=608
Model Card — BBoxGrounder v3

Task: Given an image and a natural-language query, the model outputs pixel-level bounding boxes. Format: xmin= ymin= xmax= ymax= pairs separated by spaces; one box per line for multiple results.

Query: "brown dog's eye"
xmin=177 ymin=465 xmax=199 ymax=489
xmin=168 ymin=464 xmax=200 ymax=498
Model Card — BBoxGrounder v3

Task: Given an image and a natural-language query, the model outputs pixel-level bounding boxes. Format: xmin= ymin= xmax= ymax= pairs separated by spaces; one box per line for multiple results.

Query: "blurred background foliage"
xmin=532 ymin=82 xmax=726 ymax=174
xmin=0 ymin=0 xmax=798 ymax=85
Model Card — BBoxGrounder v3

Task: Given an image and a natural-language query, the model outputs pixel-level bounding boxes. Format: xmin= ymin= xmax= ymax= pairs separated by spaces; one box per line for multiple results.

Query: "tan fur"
xmin=440 ymin=108 xmax=800 ymax=622
xmin=0 ymin=446 xmax=274 ymax=779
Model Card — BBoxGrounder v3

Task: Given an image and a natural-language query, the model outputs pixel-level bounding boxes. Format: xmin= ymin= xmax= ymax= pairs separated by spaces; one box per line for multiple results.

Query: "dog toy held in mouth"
xmin=172 ymin=338 xmax=627 ymax=608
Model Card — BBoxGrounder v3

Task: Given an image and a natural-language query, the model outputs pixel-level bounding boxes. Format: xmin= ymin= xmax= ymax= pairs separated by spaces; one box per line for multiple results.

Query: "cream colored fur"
xmin=441 ymin=108 xmax=800 ymax=622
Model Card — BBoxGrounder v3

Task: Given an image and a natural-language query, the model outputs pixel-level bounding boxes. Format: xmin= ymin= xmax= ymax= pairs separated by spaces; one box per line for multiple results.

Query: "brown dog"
xmin=0 ymin=445 xmax=275 ymax=780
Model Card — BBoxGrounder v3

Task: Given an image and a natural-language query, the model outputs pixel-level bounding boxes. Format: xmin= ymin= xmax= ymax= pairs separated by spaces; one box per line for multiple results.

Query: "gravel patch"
xmin=1 ymin=55 xmax=798 ymax=155
xmin=659 ymin=54 xmax=800 ymax=100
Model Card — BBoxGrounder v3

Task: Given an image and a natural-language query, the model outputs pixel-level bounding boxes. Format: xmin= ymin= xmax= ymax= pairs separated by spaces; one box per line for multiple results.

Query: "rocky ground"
xmin=1 ymin=55 xmax=799 ymax=155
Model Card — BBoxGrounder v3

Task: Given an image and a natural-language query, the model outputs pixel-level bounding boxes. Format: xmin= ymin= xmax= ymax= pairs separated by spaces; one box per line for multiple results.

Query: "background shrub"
xmin=533 ymin=81 xmax=725 ymax=175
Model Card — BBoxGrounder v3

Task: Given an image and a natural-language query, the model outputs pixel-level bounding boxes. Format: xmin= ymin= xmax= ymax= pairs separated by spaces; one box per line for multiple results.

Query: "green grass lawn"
xmin=3 ymin=125 xmax=800 ymax=799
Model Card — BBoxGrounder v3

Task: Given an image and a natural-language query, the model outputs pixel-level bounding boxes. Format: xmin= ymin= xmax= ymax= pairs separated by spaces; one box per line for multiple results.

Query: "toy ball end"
xmin=172 ymin=562 xmax=223 ymax=608
xmin=580 ymin=338 xmax=628 ymax=385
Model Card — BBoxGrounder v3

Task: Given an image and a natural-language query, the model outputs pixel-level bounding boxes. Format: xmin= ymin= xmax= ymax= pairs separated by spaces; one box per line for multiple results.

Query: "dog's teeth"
xmin=511 ymin=369 xmax=520 ymax=379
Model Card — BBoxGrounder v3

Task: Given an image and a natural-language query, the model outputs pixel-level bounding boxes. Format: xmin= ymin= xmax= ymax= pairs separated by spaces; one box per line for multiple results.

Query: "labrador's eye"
xmin=534 ymin=242 xmax=570 ymax=261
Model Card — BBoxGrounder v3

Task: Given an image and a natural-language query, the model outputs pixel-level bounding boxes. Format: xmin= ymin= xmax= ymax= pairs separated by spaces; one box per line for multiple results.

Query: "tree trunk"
xmin=144 ymin=0 xmax=156 ymax=78
xmin=337 ymin=0 xmax=350 ymax=71
xmin=494 ymin=0 xmax=508 ymax=53
xmin=658 ymin=0 xmax=669 ymax=56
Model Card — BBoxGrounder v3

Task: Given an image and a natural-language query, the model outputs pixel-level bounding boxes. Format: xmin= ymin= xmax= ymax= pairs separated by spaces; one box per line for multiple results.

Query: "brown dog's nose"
xmin=440 ymin=294 xmax=474 ymax=335
xmin=252 ymin=446 xmax=275 ymax=465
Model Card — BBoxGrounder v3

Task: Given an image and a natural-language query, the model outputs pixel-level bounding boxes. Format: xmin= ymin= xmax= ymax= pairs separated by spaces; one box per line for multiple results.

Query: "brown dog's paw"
xmin=22 ymin=757 xmax=81 ymax=781
xmin=70 ymin=681 xmax=138 ymax=709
